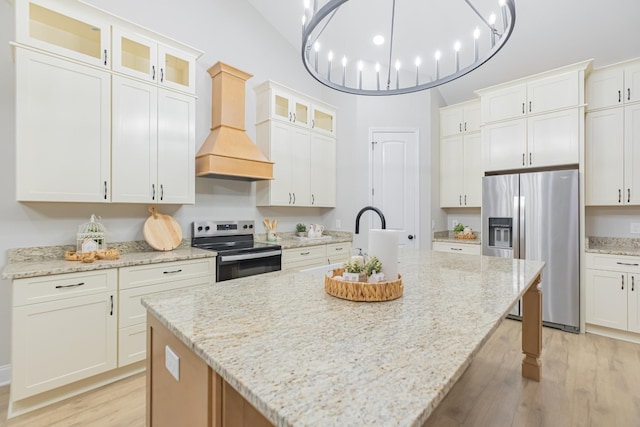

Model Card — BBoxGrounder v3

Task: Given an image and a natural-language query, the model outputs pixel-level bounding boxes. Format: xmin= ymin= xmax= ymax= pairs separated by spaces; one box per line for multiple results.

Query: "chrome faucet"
xmin=355 ymin=206 xmax=386 ymax=234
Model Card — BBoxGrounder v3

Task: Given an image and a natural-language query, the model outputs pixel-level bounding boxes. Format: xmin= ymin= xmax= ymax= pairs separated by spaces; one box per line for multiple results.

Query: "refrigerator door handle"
xmin=519 ymin=196 xmax=526 ymax=259
xmin=513 ymin=196 xmax=520 ymax=259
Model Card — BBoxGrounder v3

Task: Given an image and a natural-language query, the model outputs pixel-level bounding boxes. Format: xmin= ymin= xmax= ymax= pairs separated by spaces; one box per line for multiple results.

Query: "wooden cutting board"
xmin=143 ymin=206 xmax=182 ymax=251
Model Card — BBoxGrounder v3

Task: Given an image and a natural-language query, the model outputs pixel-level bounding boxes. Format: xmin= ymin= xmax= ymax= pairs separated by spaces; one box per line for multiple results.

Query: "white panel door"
xmin=16 ymin=48 xmax=111 ymax=202
xmin=310 ymin=134 xmax=336 ymax=207
xmin=585 ymin=109 xmax=624 ymax=205
xmin=480 ymin=84 xmax=526 ymax=123
xmin=527 ymin=71 xmax=580 ymax=114
xmin=585 ymin=269 xmax=627 ymax=330
xmin=371 ymin=129 xmax=419 ymax=249
xmin=463 ymin=133 xmax=482 ymax=207
xmin=481 ymin=119 xmax=527 ymax=172
xmin=290 ymin=127 xmax=311 ymax=206
xmin=527 ymin=109 xmax=580 ymax=168
xmin=587 ymin=67 xmax=623 ymax=110
xmin=157 ymin=89 xmax=195 ymax=204
xmin=111 ymin=76 xmax=157 ymax=203
xmin=625 ymin=63 xmax=640 ymax=105
xmin=440 ymin=135 xmax=464 ymax=207
xmin=624 ymin=103 xmax=640 ymax=205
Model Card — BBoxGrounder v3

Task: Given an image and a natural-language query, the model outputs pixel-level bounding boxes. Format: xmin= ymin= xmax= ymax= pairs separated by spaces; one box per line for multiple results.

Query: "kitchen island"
xmin=142 ymin=249 xmax=544 ymax=427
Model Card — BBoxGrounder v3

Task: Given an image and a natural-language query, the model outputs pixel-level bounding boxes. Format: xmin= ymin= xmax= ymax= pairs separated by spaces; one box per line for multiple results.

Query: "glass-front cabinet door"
xmin=158 ymin=45 xmax=196 ymax=94
xmin=112 ymin=28 xmax=158 ymax=83
xmin=16 ymin=0 xmax=110 ymax=68
xmin=311 ymin=104 xmax=336 ymax=136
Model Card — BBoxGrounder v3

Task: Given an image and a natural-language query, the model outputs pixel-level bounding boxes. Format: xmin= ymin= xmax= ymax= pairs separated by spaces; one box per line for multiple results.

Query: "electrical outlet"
xmin=165 ymin=345 xmax=180 ymax=381
xmin=452 ymin=220 xmax=459 ymax=230
xmin=335 ymin=219 xmax=341 ymax=228
xmin=631 ymin=223 xmax=640 ymax=234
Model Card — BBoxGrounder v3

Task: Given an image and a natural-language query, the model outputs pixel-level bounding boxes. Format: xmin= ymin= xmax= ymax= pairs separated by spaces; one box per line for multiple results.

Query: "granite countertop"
xmin=2 ymin=240 xmax=217 ymax=280
xmin=142 ymin=249 xmax=544 ymax=427
xmin=255 ymin=230 xmax=353 ymax=249
xmin=433 ymin=230 xmax=482 ymax=245
xmin=586 ymin=236 xmax=640 ymax=257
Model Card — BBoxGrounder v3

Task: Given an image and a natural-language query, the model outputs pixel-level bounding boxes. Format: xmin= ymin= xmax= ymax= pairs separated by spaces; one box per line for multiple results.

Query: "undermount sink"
xmin=300 ymin=263 xmax=343 ymax=277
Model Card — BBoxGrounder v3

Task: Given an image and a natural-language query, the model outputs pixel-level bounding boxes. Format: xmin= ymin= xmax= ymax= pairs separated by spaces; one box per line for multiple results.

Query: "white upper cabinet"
xmin=255 ymin=81 xmax=337 ymax=208
xmin=586 ymin=101 xmax=640 ymax=206
xmin=311 ymin=103 xmax=337 ymax=137
xmin=481 ymin=119 xmax=527 ymax=172
xmin=587 ymin=59 xmax=640 ymax=111
xmin=12 ymin=0 xmax=202 ymax=203
xmin=15 ymin=0 xmax=110 ymax=68
xmin=440 ymin=100 xmax=480 ymax=137
xmin=112 ymin=29 xmax=197 ymax=94
xmin=15 ymin=48 xmax=111 ymax=202
xmin=478 ymin=61 xmax=590 ymax=124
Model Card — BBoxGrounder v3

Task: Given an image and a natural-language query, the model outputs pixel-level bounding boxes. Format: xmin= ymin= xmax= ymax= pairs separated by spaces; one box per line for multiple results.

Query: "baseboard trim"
xmin=0 ymin=364 xmax=11 ymax=386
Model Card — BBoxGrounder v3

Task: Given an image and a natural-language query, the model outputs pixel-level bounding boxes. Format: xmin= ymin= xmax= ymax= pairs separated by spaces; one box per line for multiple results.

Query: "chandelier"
xmin=301 ymin=0 xmax=516 ymax=95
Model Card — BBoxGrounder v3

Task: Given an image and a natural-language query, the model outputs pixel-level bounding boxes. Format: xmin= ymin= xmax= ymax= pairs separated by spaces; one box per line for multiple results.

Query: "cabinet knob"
xmin=529 ymin=101 xmax=532 ymax=113
xmin=459 ymin=195 xmax=462 ymax=206
xmin=104 ymin=181 xmax=108 ymax=200
xmin=522 ymin=103 xmax=525 ymax=114
xmin=529 ymin=152 xmax=532 ymax=165
xmin=160 ymin=68 xmax=164 ymax=82
xmin=152 ymin=65 xmax=156 ymax=80
xmin=459 ymin=123 xmax=462 ymax=133
xmin=618 ymin=90 xmax=622 ymax=103
xmin=152 ymin=184 xmax=156 ymax=201
xmin=622 ymin=274 xmax=625 ymax=290
xmin=464 ymin=194 xmax=467 ymax=205
xmin=628 ymin=88 xmax=631 ymax=101
xmin=619 ymin=189 xmax=622 ymax=203
xmin=104 ymin=49 xmax=108 ymax=66
xmin=289 ymin=193 xmax=292 ymax=204
xmin=628 ymin=188 xmax=631 ymax=203
xmin=293 ymin=193 xmax=296 ymax=204
xmin=522 ymin=153 xmax=525 ymax=166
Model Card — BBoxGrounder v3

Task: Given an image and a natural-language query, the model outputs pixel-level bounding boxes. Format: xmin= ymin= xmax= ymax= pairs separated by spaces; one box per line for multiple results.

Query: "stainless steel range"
xmin=191 ymin=220 xmax=282 ymax=282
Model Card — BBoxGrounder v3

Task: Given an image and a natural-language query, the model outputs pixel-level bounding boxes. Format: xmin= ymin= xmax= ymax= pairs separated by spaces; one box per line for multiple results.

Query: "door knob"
xmin=408 ymin=234 xmax=415 ymax=240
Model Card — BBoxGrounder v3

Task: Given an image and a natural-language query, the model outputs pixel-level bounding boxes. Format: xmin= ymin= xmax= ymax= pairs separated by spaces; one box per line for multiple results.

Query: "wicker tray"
xmin=454 ymin=232 xmax=477 ymax=240
xmin=324 ymin=268 xmax=403 ymax=302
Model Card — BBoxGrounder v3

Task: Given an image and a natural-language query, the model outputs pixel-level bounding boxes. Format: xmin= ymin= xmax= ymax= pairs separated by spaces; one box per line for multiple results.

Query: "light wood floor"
xmin=1 ymin=320 xmax=639 ymax=427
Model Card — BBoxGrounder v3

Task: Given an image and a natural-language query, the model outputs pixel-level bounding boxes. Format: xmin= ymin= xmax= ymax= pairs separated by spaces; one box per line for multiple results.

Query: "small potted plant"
xmin=296 ymin=223 xmax=307 ymax=237
xmin=343 ymin=257 xmax=366 ymax=282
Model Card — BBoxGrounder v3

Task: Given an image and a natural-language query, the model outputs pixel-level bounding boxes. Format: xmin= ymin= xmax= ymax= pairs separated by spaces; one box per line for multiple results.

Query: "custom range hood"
xmin=196 ymin=62 xmax=273 ymax=180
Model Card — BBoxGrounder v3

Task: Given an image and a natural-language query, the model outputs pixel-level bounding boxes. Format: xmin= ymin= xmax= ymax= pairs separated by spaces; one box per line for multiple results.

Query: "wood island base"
xmin=146 ymin=314 xmax=273 ymax=427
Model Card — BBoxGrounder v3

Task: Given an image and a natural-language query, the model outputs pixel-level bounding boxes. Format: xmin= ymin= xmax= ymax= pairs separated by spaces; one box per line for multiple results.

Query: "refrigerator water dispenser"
xmin=488 ymin=217 xmax=512 ymax=249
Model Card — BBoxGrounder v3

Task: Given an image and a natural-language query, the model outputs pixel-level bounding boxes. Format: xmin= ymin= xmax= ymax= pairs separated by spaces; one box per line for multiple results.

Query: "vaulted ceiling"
xmin=248 ymin=0 xmax=640 ymax=104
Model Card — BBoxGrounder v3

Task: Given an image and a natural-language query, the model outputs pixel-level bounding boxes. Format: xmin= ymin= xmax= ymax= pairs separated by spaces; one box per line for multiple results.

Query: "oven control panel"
xmin=192 ymin=220 xmax=255 ymax=237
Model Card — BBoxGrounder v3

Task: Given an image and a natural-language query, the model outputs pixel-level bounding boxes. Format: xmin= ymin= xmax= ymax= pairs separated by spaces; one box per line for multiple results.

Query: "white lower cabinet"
xmin=11 ymin=270 xmax=117 ymax=401
xmin=282 ymin=245 xmax=328 ymax=270
xmin=118 ymin=258 xmax=215 ymax=366
xmin=326 ymin=242 xmax=351 ymax=264
xmin=586 ymin=253 xmax=640 ymax=334
xmin=432 ymin=242 xmax=481 ymax=255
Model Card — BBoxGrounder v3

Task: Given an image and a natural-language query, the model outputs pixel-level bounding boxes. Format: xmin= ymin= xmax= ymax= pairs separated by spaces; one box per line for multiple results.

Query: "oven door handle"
xmin=219 ymin=250 xmax=282 ymax=263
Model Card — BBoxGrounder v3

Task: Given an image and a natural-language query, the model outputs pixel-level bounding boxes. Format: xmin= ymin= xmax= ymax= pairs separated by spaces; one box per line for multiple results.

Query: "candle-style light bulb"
xmin=473 ymin=27 xmax=480 ymax=61
xmin=435 ymin=50 xmax=441 ymax=80
xmin=327 ymin=50 xmax=333 ymax=81
xmin=454 ymin=41 xmax=461 ymax=72
xmin=415 ymin=57 xmax=421 ymax=86
xmin=489 ymin=13 xmax=496 ymax=47
xmin=314 ymin=42 xmax=320 ymax=72
xmin=342 ymin=56 xmax=347 ymax=86
xmin=395 ymin=60 xmax=401 ymax=89
xmin=375 ymin=62 xmax=381 ymax=90
xmin=357 ymin=60 xmax=363 ymax=89
xmin=499 ymin=0 xmax=508 ymax=32
xmin=303 ymin=0 xmax=310 ymax=8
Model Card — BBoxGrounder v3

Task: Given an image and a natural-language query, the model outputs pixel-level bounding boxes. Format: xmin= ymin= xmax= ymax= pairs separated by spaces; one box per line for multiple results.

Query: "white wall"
xmin=586 ymin=207 xmax=640 ymax=238
xmin=0 ymin=0 xmax=445 ymax=373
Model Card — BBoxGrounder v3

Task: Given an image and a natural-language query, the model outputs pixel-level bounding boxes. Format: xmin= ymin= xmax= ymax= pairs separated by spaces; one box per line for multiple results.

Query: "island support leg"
xmin=521 ymin=274 xmax=542 ymax=381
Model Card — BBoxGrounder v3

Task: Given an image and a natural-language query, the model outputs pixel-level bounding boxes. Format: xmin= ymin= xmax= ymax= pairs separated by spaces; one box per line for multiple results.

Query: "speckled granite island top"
xmin=2 ymin=240 xmax=216 ymax=280
xmin=142 ymin=249 xmax=544 ymax=427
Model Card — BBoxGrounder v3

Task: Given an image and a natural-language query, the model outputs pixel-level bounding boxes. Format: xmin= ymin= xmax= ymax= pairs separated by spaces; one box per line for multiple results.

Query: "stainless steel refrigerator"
xmin=482 ymin=169 xmax=579 ymax=332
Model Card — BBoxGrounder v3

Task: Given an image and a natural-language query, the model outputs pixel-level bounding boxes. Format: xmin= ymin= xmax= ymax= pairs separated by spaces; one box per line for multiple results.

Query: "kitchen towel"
xmin=368 ymin=229 xmax=398 ymax=281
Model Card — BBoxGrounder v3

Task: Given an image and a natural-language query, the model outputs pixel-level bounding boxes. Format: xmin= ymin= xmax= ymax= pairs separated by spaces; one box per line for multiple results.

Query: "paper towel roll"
xmin=368 ymin=229 xmax=398 ymax=281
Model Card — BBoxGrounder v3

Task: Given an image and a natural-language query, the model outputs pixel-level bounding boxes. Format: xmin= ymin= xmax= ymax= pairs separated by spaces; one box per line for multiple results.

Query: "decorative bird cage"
xmin=77 ymin=214 xmax=106 ymax=253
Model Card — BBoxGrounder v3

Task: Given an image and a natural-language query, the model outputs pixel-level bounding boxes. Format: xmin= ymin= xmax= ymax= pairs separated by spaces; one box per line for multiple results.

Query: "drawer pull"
xmin=616 ymin=262 xmax=639 ymax=266
xmin=334 ymin=247 xmax=343 ymax=251
xmin=451 ymin=248 xmax=463 ymax=251
xmin=622 ymin=275 xmax=625 ymax=290
xmin=300 ymin=252 xmax=310 ymax=256
xmin=163 ymin=269 xmax=183 ymax=274
xmin=55 ymin=282 xmax=85 ymax=289
xmin=110 ymin=295 xmax=114 ymax=316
